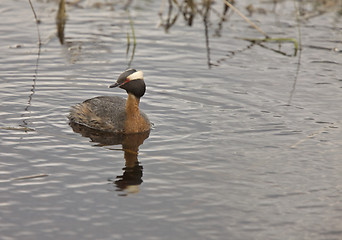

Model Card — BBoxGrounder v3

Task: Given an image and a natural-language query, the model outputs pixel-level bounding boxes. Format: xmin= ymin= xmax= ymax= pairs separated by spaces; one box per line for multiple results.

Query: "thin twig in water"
xmin=0 ymin=126 xmax=35 ymax=132
xmin=12 ymin=174 xmax=49 ymax=181
xmin=222 ymin=0 xmax=270 ymax=38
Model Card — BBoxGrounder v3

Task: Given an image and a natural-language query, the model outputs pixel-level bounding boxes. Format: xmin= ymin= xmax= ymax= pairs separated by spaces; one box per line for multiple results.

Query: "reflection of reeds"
xmin=298 ymin=0 xmax=342 ymax=20
xmin=126 ymin=15 xmax=136 ymax=69
xmin=158 ymin=0 xmax=341 ymax=61
xmin=28 ymin=0 xmax=41 ymax=44
xmin=241 ymin=37 xmax=298 ymax=56
xmin=203 ymin=0 xmax=212 ymax=68
xmin=158 ymin=0 xmax=180 ymax=32
xmin=56 ymin=0 xmax=66 ymax=44
xmin=22 ymin=0 xmax=41 ymax=131
xmin=288 ymin=0 xmax=303 ymax=106
xmin=159 ymin=0 xmax=300 ymax=67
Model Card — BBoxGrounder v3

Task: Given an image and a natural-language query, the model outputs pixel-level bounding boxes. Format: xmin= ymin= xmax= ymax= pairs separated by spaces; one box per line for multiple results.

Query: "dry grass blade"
xmin=222 ymin=0 xmax=269 ymax=38
xmin=290 ymin=122 xmax=339 ymax=149
xmin=12 ymin=174 xmax=49 ymax=181
xmin=0 ymin=126 xmax=35 ymax=132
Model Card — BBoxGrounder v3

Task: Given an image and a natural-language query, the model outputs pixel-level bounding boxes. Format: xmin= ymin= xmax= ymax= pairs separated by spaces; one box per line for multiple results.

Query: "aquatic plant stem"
xmin=129 ymin=16 xmax=136 ymax=46
xmin=203 ymin=1 xmax=212 ymax=68
xmin=28 ymin=0 xmax=41 ymax=45
xmin=126 ymin=32 xmax=130 ymax=56
xmin=24 ymin=0 xmax=41 ymax=130
xmin=56 ymin=0 xmax=66 ymax=44
xmin=127 ymin=14 xmax=136 ymax=68
xmin=288 ymin=0 xmax=303 ymax=106
xmin=222 ymin=0 xmax=269 ymax=38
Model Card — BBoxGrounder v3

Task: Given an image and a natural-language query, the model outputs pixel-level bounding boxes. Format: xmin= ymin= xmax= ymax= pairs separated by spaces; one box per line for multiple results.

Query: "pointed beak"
xmin=108 ymin=82 xmax=120 ymax=88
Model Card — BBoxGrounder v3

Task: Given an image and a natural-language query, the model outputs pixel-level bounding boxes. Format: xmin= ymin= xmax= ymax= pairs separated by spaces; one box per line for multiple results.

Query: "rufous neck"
xmin=126 ymin=93 xmax=140 ymax=117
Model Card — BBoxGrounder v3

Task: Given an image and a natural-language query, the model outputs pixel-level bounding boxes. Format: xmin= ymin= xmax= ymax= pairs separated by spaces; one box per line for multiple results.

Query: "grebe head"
xmin=109 ymin=69 xmax=146 ymax=98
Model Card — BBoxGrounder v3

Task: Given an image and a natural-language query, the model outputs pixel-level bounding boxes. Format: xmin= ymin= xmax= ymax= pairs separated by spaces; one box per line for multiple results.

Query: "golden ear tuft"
xmin=127 ymin=71 xmax=143 ymax=81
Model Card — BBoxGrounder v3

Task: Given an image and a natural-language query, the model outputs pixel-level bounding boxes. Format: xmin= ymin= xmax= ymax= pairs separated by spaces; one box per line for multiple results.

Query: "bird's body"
xmin=68 ymin=69 xmax=151 ymax=133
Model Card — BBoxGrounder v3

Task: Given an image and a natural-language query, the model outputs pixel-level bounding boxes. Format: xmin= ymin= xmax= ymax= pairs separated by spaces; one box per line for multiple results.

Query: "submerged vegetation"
xmin=24 ymin=0 xmax=340 ymax=119
xmin=27 ymin=0 xmax=341 ymax=88
xmin=158 ymin=0 xmax=341 ymax=61
xmin=51 ymin=0 xmax=342 ymax=67
xmin=158 ymin=0 xmax=301 ymax=67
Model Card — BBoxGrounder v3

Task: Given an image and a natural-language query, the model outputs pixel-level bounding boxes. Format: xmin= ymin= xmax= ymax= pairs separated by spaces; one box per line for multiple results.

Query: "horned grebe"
xmin=68 ymin=69 xmax=150 ymax=133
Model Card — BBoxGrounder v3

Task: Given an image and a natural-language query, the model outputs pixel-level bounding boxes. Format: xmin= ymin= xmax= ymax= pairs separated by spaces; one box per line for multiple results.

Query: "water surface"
xmin=1 ymin=0 xmax=342 ymax=239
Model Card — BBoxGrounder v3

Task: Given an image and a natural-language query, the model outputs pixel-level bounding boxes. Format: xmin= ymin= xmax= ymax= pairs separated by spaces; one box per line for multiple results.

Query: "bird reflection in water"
xmin=69 ymin=122 xmax=150 ymax=196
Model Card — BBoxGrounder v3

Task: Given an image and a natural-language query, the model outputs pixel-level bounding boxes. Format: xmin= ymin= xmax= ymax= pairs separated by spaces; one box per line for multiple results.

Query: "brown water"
xmin=1 ymin=0 xmax=342 ymax=239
